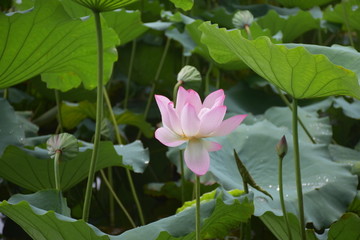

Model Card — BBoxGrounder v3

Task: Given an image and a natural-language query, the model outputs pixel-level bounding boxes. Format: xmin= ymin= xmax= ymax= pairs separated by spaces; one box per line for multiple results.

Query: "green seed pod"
xmin=72 ymin=0 xmax=137 ymax=12
xmin=276 ymin=135 xmax=288 ymax=159
xmin=232 ymin=10 xmax=254 ymax=29
xmin=47 ymin=133 xmax=79 ymax=161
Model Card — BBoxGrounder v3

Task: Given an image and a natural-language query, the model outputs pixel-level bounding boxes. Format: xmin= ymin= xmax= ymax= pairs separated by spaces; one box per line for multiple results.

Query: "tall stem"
xmin=292 ymin=99 xmax=306 ymax=240
xmin=108 ymin=167 xmax=115 ymax=226
xmin=204 ymin=63 xmax=213 ymax=95
xmin=55 ymin=90 xmax=63 ymax=133
xmin=138 ymin=38 xmax=171 ymax=139
xmin=124 ymin=40 xmax=137 ymax=109
xmin=278 ymin=155 xmax=292 ymax=240
xmin=82 ymin=10 xmax=104 ymax=221
xmin=103 ymin=88 xmax=145 ymax=225
xmin=100 ymin=170 xmax=136 ymax=228
xmin=195 ymin=175 xmax=201 ymax=240
xmin=341 ymin=0 xmax=355 ymax=48
xmin=54 ymin=151 xmax=61 ymax=191
xmin=179 ymin=150 xmax=185 ymax=203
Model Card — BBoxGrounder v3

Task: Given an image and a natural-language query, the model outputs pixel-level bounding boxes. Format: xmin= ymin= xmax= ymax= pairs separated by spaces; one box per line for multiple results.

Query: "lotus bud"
xmin=47 ymin=133 xmax=79 ymax=161
xmin=276 ymin=135 xmax=288 ymax=159
xmin=233 ymin=10 xmax=254 ymax=29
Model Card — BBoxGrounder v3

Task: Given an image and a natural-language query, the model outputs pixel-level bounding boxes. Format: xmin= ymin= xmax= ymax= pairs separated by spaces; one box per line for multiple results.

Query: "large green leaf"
xmin=9 ymin=190 xmax=71 ymax=217
xmin=328 ymin=144 xmax=360 ymax=175
xmin=103 ymin=9 xmax=148 ymax=45
xmin=71 ymin=0 xmax=137 ymax=12
xmin=264 ymin=106 xmax=332 ymax=144
xmin=257 ymin=9 xmax=320 ymax=42
xmin=274 ymin=0 xmax=335 ymax=9
xmin=0 ymin=200 xmax=109 ymax=240
xmin=324 ymin=0 xmax=360 ymax=31
xmin=260 ymin=212 xmax=319 ymax=240
xmin=0 ymin=99 xmax=28 ymax=155
xmin=0 ymin=141 xmax=149 ymax=191
xmin=207 ymin=120 xmax=357 ymax=229
xmin=61 ymin=101 xmax=153 ymax=137
xmin=0 ymin=0 xmax=119 ymax=91
xmin=0 ymin=188 xmax=253 ymax=240
xmin=328 ymin=213 xmax=360 ymax=239
xmin=284 ymin=44 xmax=360 ymax=82
xmin=199 ymin=22 xmax=360 ymax=99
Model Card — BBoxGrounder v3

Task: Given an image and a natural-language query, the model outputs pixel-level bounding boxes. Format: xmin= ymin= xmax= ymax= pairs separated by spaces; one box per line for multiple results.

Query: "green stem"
xmin=82 ymin=10 xmax=104 ymax=222
xmin=103 ymin=88 xmax=145 ymax=225
xmin=108 ymin=167 xmax=115 ymax=226
xmin=292 ymin=99 xmax=306 ymax=240
xmin=137 ymin=38 xmax=171 ymax=139
xmin=100 ymin=170 xmax=136 ymax=228
xmin=173 ymin=80 xmax=183 ymax=103
xmin=54 ymin=150 xmax=61 ymax=191
xmin=179 ymin=150 xmax=185 ymax=203
xmin=124 ymin=40 xmax=137 ymax=109
xmin=342 ymin=0 xmax=355 ymax=48
xmin=195 ymin=175 xmax=201 ymax=240
xmin=3 ymin=88 xmax=8 ymax=99
xmin=277 ymin=88 xmax=316 ymax=144
xmin=126 ymin=169 xmax=145 ymax=225
xmin=55 ymin=90 xmax=63 ymax=133
xmin=204 ymin=63 xmax=213 ymax=95
xmin=278 ymin=155 xmax=293 ymax=240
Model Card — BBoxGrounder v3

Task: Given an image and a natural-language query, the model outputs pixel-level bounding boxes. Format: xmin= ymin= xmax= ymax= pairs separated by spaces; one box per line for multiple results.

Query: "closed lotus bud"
xmin=72 ymin=0 xmax=136 ymax=12
xmin=233 ymin=10 xmax=254 ymax=29
xmin=47 ymin=133 xmax=79 ymax=161
xmin=276 ymin=135 xmax=288 ymax=159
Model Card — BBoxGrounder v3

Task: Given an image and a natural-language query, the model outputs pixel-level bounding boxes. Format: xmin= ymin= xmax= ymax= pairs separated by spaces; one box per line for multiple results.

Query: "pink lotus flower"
xmin=155 ymin=87 xmax=247 ymax=176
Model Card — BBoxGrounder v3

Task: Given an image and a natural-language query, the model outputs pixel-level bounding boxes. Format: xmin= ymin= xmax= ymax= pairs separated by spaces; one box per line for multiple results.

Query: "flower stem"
xmin=137 ymin=38 xmax=171 ymax=138
xmin=108 ymin=167 xmax=115 ymax=226
xmin=292 ymin=99 xmax=306 ymax=240
xmin=82 ymin=10 xmax=104 ymax=222
xmin=100 ymin=170 xmax=136 ymax=228
xmin=55 ymin=90 xmax=63 ymax=133
xmin=204 ymin=63 xmax=213 ymax=96
xmin=103 ymin=88 xmax=145 ymax=225
xmin=341 ymin=0 xmax=355 ymax=48
xmin=278 ymin=155 xmax=292 ymax=240
xmin=54 ymin=150 xmax=61 ymax=191
xmin=124 ymin=40 xmax=137 ymax=109
xmin=172 ymin=80 xmax=183 ymax=103
xmin=195 ymin=175 xmax=201 ymax=240
xmin=179 ymin=150 xmax=185 ymax=203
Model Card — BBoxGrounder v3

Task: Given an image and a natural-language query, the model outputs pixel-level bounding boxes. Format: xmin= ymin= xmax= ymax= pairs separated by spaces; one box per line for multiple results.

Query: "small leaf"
xmin=199 ymin=22 xmax=360 ymax=99
xmin=177 ymin=65 xmax=201 ymax=83
xmin=169 ymin=0 xmax=194 ymax=11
